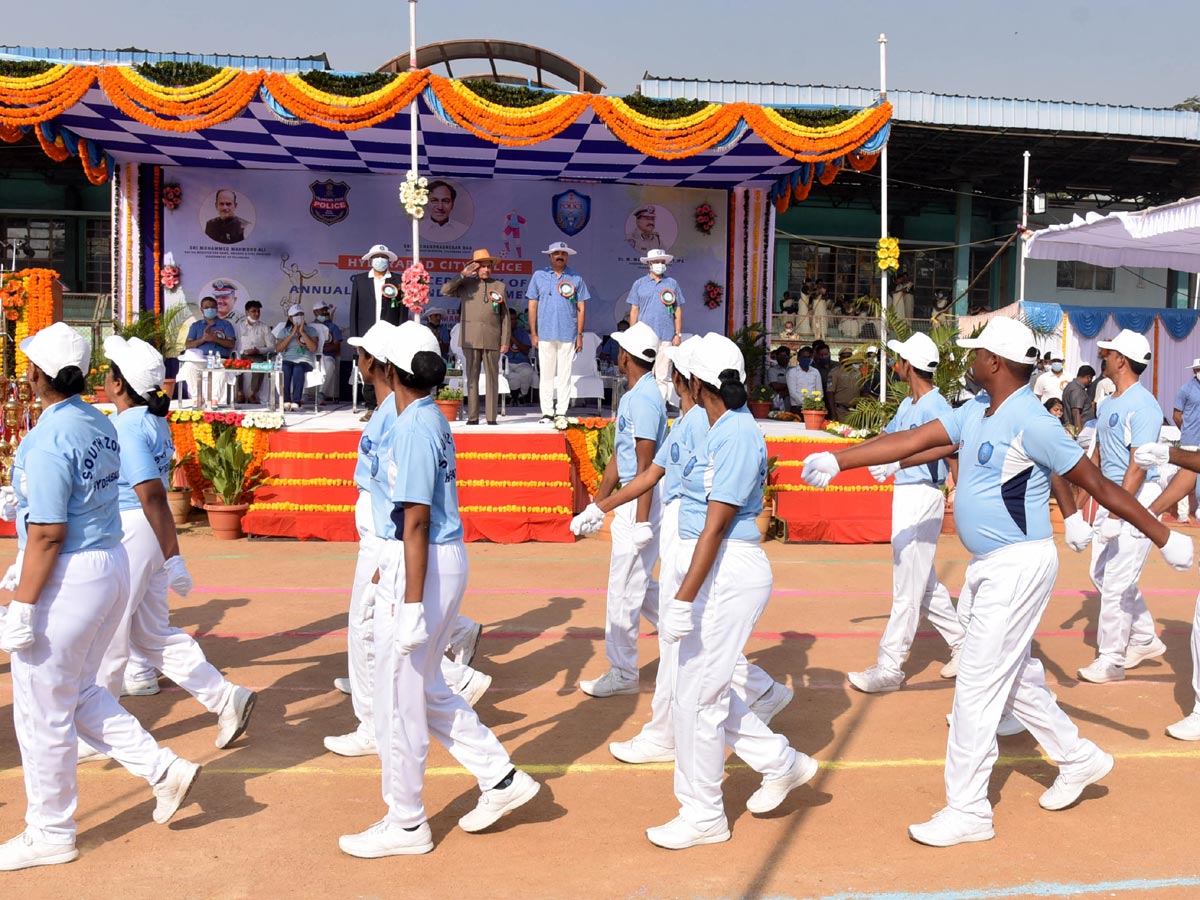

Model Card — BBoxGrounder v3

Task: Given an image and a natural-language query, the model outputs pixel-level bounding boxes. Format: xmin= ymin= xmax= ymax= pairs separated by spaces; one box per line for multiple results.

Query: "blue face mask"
xmin=315 ymin=314 xmax=328 ymax=322
xmin=1051 ymin=363 xmax=1063 ymax=373
xmin=203 ymin=308 xmax=218 ymax=320
xmin=798 ymin=358 xmax=812 ymax=370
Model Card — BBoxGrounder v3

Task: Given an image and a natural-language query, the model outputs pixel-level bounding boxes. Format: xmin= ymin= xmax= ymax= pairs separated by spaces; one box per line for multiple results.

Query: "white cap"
xmin=661 ymin=335 xmax=702 ymax=380
xmin=287 ymin=304 xmax=304 ymax=317
xmin=689 ymin=332 xmax=746 ymax=386
xmin=20 ymin=321 xmax=90 ymax=379
xmin=1097 ymin=328 xmax=1152 ymax=365
xmin=103 ymin=335 xmax=165 ymax=399
xmin=384 ymin=320 xmax=440 ymax=374
xmin=640 ymin=248 xmax=674 ymax=265
xmin=957 ymin=317 xmax=1039 ymax=364
xmin=886 ymin=333 xmax=939 ymax=373
xmin=541 ymin=241 xmax=576 ymax=256
xmin=361 ymin=243 xmax=398 ymax=263
xmin=866 ymin=345 xmax=878 ymax=355
xmin=347 ymin=321 xmax=397 ymax=362
xmin=612 ymin=321 xmax=659 ymax=363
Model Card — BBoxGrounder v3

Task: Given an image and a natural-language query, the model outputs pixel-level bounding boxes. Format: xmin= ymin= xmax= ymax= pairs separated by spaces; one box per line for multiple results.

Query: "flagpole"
xmin=878 ymin=33 xmax=889 ymax=401
xmin=409 ymin=0 xmax=421 ymax=323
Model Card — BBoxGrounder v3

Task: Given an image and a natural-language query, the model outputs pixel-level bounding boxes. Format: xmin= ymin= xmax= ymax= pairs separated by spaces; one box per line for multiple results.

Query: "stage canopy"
xmin=1025 ymin=196 xmax=1200 ymax=271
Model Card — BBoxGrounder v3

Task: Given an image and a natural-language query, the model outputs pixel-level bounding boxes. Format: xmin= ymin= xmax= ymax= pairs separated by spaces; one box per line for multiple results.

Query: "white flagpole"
xmin=1019 ymin=150 xmax=1030 ymax=303
xmin=878 ymin=33 xmax=889 ymax=402
xmin=409 ymin=0 xmax=421 ymax=324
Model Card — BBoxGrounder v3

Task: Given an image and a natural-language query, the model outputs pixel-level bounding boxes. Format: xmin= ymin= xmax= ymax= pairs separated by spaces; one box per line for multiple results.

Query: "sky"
xmin=6 ymin=0 xmax=1200 ymax=108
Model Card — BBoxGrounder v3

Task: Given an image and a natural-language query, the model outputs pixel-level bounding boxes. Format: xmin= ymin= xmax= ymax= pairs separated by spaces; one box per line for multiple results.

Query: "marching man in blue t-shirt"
xmin=801 ymin=317 xmax=1193 ymax=847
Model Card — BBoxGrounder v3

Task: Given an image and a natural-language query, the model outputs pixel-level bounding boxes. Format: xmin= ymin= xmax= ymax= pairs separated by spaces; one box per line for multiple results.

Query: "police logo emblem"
xmin=1109 ymin=412 xmax=1120 ymax=427
xmin=309 ymin=179 xmax=351 ymax=226
xmin=683 ymin=457 xmax=697 ymax=477
xmin=551 ymin=189 xmax=591 ymax=237
xmin=978 ymin=441 xmax=994 ymax=465
xmin=670 ymin=444 xmax=681 ymax=463
xmin=618 ymin=414 xmax=628 ymax=432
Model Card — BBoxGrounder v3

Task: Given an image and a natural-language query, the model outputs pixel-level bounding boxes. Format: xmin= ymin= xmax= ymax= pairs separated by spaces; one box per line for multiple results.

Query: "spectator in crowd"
xmin=598 ymin=320 xmax=628 ymax=369
xmin=1045 ymin=396 xmax=1067 ymax=428
xmin=812 ymin=341 xmax=834 ymax=394
xmin=505 ymin=309 xmax=535 ymax=405
xmin=810 ymin=281 xmax=830 ymax=341
xmin=838 ymin=296 xmax=863 ymax=339
xmin=778 ymin=320 xmax=801 ymax=342
xmin=180 ymin=295 xmax=236 ymax=407
xmin=1093 ymin=356 xmax=1117 ymax=409
xmin=1062 ymin=364 xmax=1096 ymax=431
xmin=828 ymin=347 xmax=861 ymax=421
xmin=235 ymin=299 xmax=273 ymax=404
xmin=890 ymin=273 xmax=914 ymax=322
xmin=779 ymin=291 xmax=799 ymax=315
xmin=424 ymin=310 xmax=452 ymax=359
xmin=796 ymin=279 xmax=814 ymax=336
xmin=1171 ymin=357 xmax=1200 ymax=524
xmin=311 ymin=301 xmax=343 ymax=404
xmin=786 ymin=344 xmax=823 ymax=408
xmin=272 ymin=303 xmax=319 ymax=411
xmin=1033 ymin=356 xmax=1068 ymax=401
xmin=767 ymin=346 xmax=791 ymax=409
xmin=861 ymin=346 xmax=881 ymax=398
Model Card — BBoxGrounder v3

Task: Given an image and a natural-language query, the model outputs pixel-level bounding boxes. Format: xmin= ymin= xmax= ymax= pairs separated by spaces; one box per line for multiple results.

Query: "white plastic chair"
xmin=449 ymin=323 xmax=511 ymax=416
xmin=569 ymin=331 xmax=604 ymax=413
xmin=303 ymin=323 xmax=330 ymax=413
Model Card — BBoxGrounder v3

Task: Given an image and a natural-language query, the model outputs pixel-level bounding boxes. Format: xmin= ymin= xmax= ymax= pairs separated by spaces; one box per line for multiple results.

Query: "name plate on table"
xmin=250 ymin=362 xmax=275 ymax=371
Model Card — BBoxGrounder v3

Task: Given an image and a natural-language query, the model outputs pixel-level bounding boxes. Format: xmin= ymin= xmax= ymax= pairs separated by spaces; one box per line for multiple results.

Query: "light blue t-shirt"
xmin=387 ymin=395 xmax=464 ymax=544
xmin=272 ymin=322 xmax=319 ymax=365
xmin=12 ymin=395 xmax=122 ymax=553
xmin=615 ymin=371 xmax=667 ymax=482
xmin=679 ymin=406 xmax=766 ymax=542
xmin=885 ymin=388 xmax=952 ymax=486
xmin=654 ymin=404 xmax=708 ymax=504
xmin=1174 ymin=377 xmax=1200 ymax=446
xmin=937 ymin=387 xmax=1083 ymax=557
xmin=629 ymin=274 xmax=686 ymax=342
xmin=354 ymin=395 xmax=398 ymax=493
xmin=115 ymin=406 xmax=174 ymax=511
xmin=1095 ymin=382 xmax=1162 ymax=484
xmin=525 ymin=267 xmax=591 ymax=343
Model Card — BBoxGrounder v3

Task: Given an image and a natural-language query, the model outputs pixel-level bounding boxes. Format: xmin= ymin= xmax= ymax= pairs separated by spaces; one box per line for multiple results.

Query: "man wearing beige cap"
xmin=441 ymin=249 xmax=512 ymax=425
xmin=627 ymin=205 xmax=663 ymax=253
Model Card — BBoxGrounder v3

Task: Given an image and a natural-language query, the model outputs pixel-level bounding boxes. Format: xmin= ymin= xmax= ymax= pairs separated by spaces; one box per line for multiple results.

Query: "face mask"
xmin=371 ymin=257 xmax=389 ymax=273
xmin=1051 ymin=363 xmax=1063 ymax=373
xmin=650 ymin=263 xmax=667 ymax=276
xmin=202 ymin=308 xmax=217 ymax=320
xmin=315 ymin=314 xmax=328 ymax=322
xmin=798 ymin=359 xmax=811 ymax=370
xmin=292 ymin=315 xmax=305 ymax=325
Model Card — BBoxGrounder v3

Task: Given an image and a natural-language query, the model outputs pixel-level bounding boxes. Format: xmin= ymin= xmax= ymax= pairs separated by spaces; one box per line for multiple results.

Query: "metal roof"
xmin=640 ymin=78 xmax=1200 ymax=143
xmin=0 ymin=46 xmax=330 ymax=72
xmin=381 ymin=40 xmax=605 ymax=93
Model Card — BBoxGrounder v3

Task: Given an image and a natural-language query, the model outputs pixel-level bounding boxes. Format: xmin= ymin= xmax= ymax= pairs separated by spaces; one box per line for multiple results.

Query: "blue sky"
xmin=8 ymin=0 xmax=1200 ymax=107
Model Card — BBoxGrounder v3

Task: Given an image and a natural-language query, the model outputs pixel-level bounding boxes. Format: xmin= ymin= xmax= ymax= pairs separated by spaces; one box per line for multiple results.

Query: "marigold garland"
xmin=771 ymin=484 xmax=893 ymax=493
xmin=0 ymin=64 xmax=98 ymax=126
xmin=98 ymin=66 xmax=262 ymax=132
xmin=265 ymin=477 xmax=357 ymax=487
xmin=458 ymin=479 xmax=572 ymax=489
xmin=1 ymin=268 xmax=58 ymax=376
xmin=266 ymin=450 xmax=359 ymax=460
xmin=460 ymin=505 xmax=573 ymax=515
xmin=263 ymin=70 xmax=427 ymax=130
xmin=457 ymin=451 xmax=569 ymax=461
xmin=249 ymin=501 xmax=356 ymax=512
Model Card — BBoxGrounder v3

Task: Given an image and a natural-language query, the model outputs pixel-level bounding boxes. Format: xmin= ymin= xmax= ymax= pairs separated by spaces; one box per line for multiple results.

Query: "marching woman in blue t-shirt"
xmin=89 ymin=336 xmax=255 ymax=757
xmin=648 ymin=333 xmax=818 ymax=851
xmin=339 ymin=322 xmax=539 ymax=858
xmin=0 ymin=324 xmax=200 ymax=871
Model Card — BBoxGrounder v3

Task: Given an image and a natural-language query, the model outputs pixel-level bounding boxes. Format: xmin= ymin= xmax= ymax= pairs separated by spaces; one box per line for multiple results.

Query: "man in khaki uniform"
xmin=441 ymin=248 xmax=512 ymax=424
xmin=828 ymin=348 xmax=862 ymax=421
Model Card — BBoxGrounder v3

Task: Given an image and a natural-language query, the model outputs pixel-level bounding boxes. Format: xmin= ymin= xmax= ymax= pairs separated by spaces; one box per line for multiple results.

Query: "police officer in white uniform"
xmin=339 ymin=323 xmax=539 ymax=858
xmin=0 ymin=323 xmax=201 ymax=871
xmin=802 ymin=317 xmax=1192 ymax=846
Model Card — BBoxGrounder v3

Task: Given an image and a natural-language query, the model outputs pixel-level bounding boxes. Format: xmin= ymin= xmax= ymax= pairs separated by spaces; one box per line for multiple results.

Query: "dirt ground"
xmin=3 ymin=524 xmax=1200 ymax=900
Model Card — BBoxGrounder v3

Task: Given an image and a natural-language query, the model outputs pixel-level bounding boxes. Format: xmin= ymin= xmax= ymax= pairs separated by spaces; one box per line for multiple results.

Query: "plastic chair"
xmin=449 ymin=323 xmax=511 ymax=416
xmin=568 ymin=331 xmax=604 ymax=413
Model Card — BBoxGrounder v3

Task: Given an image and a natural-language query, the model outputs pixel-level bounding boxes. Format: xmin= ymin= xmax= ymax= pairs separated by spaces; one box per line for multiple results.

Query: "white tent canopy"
xmin=1025 ymin=196 xmax=1200 ymax=271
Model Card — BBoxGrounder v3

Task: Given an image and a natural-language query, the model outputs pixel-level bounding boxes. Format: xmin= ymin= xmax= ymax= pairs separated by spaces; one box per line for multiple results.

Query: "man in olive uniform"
xmin=441 ymin=248 xmax=513 ymax=425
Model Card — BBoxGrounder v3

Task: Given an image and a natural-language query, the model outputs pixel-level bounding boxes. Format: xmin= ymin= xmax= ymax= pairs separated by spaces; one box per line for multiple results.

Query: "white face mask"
xmin=650 ymin=263 xmax=667 ymax=276
xmin=291 ymin=315 xmax=305 ymax=325
xmin=371 ymin=257 xmax=389 ymax=273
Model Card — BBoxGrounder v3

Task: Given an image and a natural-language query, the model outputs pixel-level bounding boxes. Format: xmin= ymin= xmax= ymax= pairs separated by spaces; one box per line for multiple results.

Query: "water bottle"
xmin=274 ymin=353 xmax=283 ymax=373
xmin=205 ymin=351 xmax=214 ymax=370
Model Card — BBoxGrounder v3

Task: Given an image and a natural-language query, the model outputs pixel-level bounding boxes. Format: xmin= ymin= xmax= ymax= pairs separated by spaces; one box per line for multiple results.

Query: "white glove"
xmin=658 ymin=598 xmax=695 ymax=644
xmin=869 ymin=461 xmax=900 ymax=483
xmin=1133 ymin=443 xmax=1171 ymax=470
xmin=801 ymin=452 xmax=841 ymax=488
xmin=395 ymin=602 xmax=430 ymax=656
xmin=0 ymin=600 xmax=34 ymax=653
xmin=163 ymin=555 xmax=193 ymax=597
xmin=570 ymin=503 xmax=604 ymax=537
xmin=1097 ymin=514 xmax=1124 ymax=544
xmin=0 ymin=563 xmax=18 ymax=592
xmin=1158 ymin=462 xmax=1180 ymax=486
xmin=1159 ymin=531 xmax=1195 ymax=572
xmin=0 ymin=486 xmax=17 ymax=523
xmin=1063 ymin=511 xmax=1094 ymax=553
xmin=630 ymin=521 xmax=654 ymax=550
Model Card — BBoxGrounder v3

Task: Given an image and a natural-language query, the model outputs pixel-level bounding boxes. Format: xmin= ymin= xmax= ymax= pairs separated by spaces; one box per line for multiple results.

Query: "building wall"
xmin=0 ymin=172 xmax=110 ymax=292
xmin=1024 ymin=257 xmax=1170 ymax=309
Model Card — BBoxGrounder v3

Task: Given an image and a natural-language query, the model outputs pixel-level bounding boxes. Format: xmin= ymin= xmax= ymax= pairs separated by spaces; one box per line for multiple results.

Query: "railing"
xmin=61 ymin=293 xmax=114 ymax=355
xmin=771 ymin=313 xmax=942 ymax=345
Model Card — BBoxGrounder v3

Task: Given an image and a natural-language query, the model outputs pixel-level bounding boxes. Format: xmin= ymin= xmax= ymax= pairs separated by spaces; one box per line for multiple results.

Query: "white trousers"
xmin=507 ymin=361 xmax=535 ymax=395
xmin=10 ymin=547 xmax=176 ymax=843
xmin=946 ymin=539 xmax=1100 ymax=821
xmin=100 ymin=510 xmax=231 ymax=715
xmin=651 ymin=340 xmax=676 ymax=402
xmin=373 ymin=540 xmax=512 ymax=828
xmin=878 ymin=483 xmax=964 ymax=674
xmin=640 ymin=501 xmax=774 ymax=748
xmin=1090 ymin=483 xmax=1161 ymax=665
xmin=673 ymin=539 xmax=795 ymax=831
xmin=537 ymin=339 xmax=576 ymax=417
xmin=177 ymin=361 xmax=232 ymax=407
xmin=606 ymin=492 xmax=662 ymax=679
xmin=1189 ymin=592 xmax=1200 ymax=716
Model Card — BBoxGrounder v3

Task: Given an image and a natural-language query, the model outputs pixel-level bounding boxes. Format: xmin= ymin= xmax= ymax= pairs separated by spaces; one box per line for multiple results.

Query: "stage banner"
xmin=162 ymin=167 xmax=729 ymax=339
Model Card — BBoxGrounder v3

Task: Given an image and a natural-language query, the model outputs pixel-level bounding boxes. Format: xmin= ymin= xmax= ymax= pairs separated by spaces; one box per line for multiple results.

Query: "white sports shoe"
xmin=121 ymin=676 xmax=161 ymax=697
xmin=749 ymin=682 xmax=794 ymax=725
xmin=1123 ymin=636 xmax=1166 ymax=670
xmin=1077 ymin=659 xmax=1125 ymax=684
xmin=579 ymin=669 xmax=638 ymax=698
xmin=1166 ymin=713 xmax=1200 ymax=741
xmin=449 ymin=621 xmax=483 ymax=667
xmin=152 ymin=758 xmax=201 ymax=825
xmin=333 ymin=677 xmax=351 ymax=695
xmin=0 ymin=831 xmax=79 ymax=871
xmin=908 ymin=807 xmax=994 ymax=847
xmin=746 ymin=752 xmax=819 ymax=815
xmin=1039 ymin=751 xmax=1114 ymax=810
xmin=458 ymin=770 xmax=540 ymax=833
xmin=456 ymin=669 xmax=492 ymax=707
xmin=215 ymin=685 xmax=257 ymax=749
xmin=945 ymin=712 xmax=1027 ymax=737
xmin=940 ymin=645 xmax=962 ymax=679
xmin=324 ymin=731 xmax=378 ymax=757
xmin=339 ymin=820 xmax=433 ymax=858
xmin=609 ymin=735 xmax=674 ymax=764
xmin=847 ymin=665 xmax=904 ymax=694
xmin=645 ymin=816 xmax=731 ymax=850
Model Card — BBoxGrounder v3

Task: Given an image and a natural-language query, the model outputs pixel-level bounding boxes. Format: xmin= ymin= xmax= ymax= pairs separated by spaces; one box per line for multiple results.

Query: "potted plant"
xmin=166 ymin=451 xmax=195 ymax=526
xmin=756 ymin=455 xmax=778 ymax=541
xmin=799 ymin=389 xmax=828 ymax=431
xmin=198 ymin=428 xmax=263 ymax=540
xmin=748 ymin=385 xmax=774 ymax=420
xmin=435 ymin=385 xmax=463 ymax=423
xmin=86 ymin=345 xmax=110 ymax=403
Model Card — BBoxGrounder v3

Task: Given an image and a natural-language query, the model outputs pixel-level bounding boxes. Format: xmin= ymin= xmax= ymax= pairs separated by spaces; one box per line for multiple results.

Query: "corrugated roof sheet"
xmin=0 ymin=46 xmax=330 ymax=72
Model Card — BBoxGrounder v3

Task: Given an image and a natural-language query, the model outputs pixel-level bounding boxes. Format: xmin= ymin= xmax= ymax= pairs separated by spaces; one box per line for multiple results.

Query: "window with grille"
xmin=1056 ymin=261 xmax=1114 ymax=291
xmin=83 ymin=218 xmax=112 ymax=293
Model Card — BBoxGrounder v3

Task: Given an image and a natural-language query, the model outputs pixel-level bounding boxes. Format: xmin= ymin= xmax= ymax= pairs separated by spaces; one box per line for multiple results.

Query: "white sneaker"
xmin=940 ymin=645 xmax=962 ymax=679
xmin=1123 ymin=636 xmax=1166 ymax=670
xmin=339 ymin=820 xmax=433 ymax=858
xmin=215 ymin=685 xmax=257 ymax=749
xmin=333 ymin=677 xmax=351 ymax=695
xmin=645 ymin=816 xmax=731 ymax=850
xmin=746 ymin=752 xmax=819 ymax=815
xmin=458 ymin=770 xmax=540 ymax=833
xmin=77 ymin=739 xmax=107 ymax=764
xmin=1077 ymin=659 xmax=1125 ymax=684
xmin=579 ymin=669 xmax=638 ymax=698
xmin=121 ymin=676 xmax=161 ymax=697
xmin=749 ymin=682 xmax=794 ymax=725
xmin=1039 ymin=751 xmax=1114 ymax=810
xmin=1166 ymin=712 xmax=1200 ymax=741
xmin=609 ymin=735 xmax=674 ymax=764
xmin=848 ymin=666 xmax=904 ymax=694
xmin=324 ymin=731 xmax=378 ymax=757
xmin=449 ymin=621 xmax=483 ymax=667
xmin=0 ymin=831 xmax=79 ymax=871
xmin=152 ymin=758 xmax=201 ymax=824
xmin=908 ymin=807 xmax=994 ymax=847
xmin=945 ymin=712 xmax=1027 ymax=737
xmin=456 ymin=669 xmax=492 ymax=707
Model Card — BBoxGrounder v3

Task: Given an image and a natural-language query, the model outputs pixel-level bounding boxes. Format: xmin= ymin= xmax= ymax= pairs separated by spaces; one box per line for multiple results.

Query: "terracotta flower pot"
xmin=167 ymin=488 xmax=193 ymax=526
xmin=204 ymin=502 xmax=249 ymax=540
xmin=436 ymin=399 xmax=462 ymax=423
xmin=161 ymin=378 xmax=176 ymax=400
xmin=802 ymin=410 xmax=827 ymax=431
xmin=748 ymin=400 xmax=772 ymax=420
xmin=755 ymin=510 xmax=773 ymax=542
